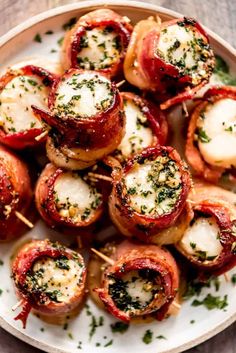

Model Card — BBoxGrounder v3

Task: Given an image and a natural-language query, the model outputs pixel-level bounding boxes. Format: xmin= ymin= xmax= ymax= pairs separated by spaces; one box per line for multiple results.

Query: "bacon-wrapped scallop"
xmin=35 ymin=163 xmax=103 ymax=229
xmin=113 ymin=92 xmax=168 ymax=163
xmin=62 ymin=9 xmax=133 ymax=78
xmin=176 ymin=181 xmax=236 ymax=277
xmin=0 ymin=65 xmax=57 ymax=149
xmin=186 ymin=86 xmax=236 ymax=182
xmin=33 ymin=69 xmax=125 ymax=169
xmin=92 ymin=240 xmax=179 ymax=322
xmin=124 ymin=16 xmax=215 ymax=109
xmin=0 ymin=145 xmax=32 ymax=242
xmin=12 ymin=239 xmax=86 ymax=328
xmin=109 ymin=146 xmax=191 ymax=242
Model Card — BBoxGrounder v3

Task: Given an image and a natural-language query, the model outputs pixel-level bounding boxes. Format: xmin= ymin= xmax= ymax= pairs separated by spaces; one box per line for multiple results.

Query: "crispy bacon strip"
xmin=62 ymin=9 xmax=133 ymax=77
xmin=109 ymin=146 xmax=191 ymax=242
xmin=0 ymin=65 xmax=57 ymax=149
xmin=35 ymin=163 xmax=103 ymax=229
xmin=95 ymin=240 xmax=179 ymax=322
xmin=123 ymin=16 xmax=161 ymax=90
xmin=0 ymin=145 xmax=32 ymax=242
xmin=12 ymin=239 xmax=86 ymax=328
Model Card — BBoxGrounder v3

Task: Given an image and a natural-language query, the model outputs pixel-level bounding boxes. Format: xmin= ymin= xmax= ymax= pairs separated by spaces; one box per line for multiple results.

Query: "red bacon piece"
xmin=0 ymin=145 xmax=32 ymax=241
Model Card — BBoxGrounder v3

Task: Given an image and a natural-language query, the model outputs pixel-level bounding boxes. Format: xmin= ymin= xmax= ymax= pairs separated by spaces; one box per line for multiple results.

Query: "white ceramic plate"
xmin=0 ymin=1 xmax=236 ymax=353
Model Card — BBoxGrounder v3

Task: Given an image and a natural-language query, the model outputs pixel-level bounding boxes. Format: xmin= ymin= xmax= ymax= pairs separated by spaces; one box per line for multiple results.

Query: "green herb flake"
xmin=0 ymin=289 xmax=3 ymax=296
xmin=57 ymin=37 xmax=64 ymax=47
xmin=34 ymin=33 xmax=42 ymax=43
xmin=190 ymin=320 xmax=195 ymax=324
xmin=142 ymin=329 xmax=153 ymax=344
xmin=45 ymin=30 xmax=54 ymax=35
xmin=197 ymin=128 xmax=211 ymax=143
xmin=0 ymin=259 xmax=4 ymax=266
xmin=104 ymin=339 xmax=113 ymax=347
xmin=63 ymin=323 xmax=68 ymax=330
xmin=28 ymin=79 xmax=37 ymax=87
xmin=156 ymin=335 xmax=167 ymax=340
xmin=225 ymin=126 xmax=233 ymax=132
xmin=62 ymin=17 xmax=77 ymax=31
xmin=191 ymin=293 xmax=228 ymax=310
xmin=68 ymin=332 xmax=73 ymax=340
xmin=231 ymin=274 xmax=236 ymax=285
xmin=110 ymin=322 xmax=129 ymax=334
xmin=55 ymin=256 xmax=70 ymax=270
xmin=40 ymin=327 xmax=45 ymax=332
xmin=214 ymin=55 xmax=236 ymax=86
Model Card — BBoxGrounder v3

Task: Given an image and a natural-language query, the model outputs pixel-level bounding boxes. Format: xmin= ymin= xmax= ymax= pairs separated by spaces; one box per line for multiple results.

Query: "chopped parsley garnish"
xmin=231 ymin=274 xmax=236 ymax=284
xmin=62 ymin=17 xmax=77 ymax=31
xmin=57 ymin=37 xmax=64 ymax=46
xmin=191 ymin=293 xmax=228 ymax=310
xmin=45 ymin=30 xmax=53 ymax=35
xmin=0 ymin=259 xmax=3 ymax=266
xmin=110 ymin=322 xmax=129 ymax=334
xmin=104 ymin=340 xmax=113 ymax=347
xmin=0 ymin=289 xmax=3 ymax=296
xmin=89 ymin=314 xmax=104 ymax=341
xmin=214 ymin=55 xmax=236 ymax=86
xmin=34 ymin=33 xmax=42 ymax=43
xmin=68 ymin=332 xmax=73 ymax=339
xmin=183 ymin=277 xmax=221 ymax=299
xmin=156 ymin=335 xmax=167 ymax=340
xmin=142 ymin=329 xmax=153 ymax=344
xmin=55 ymin=256 xmax=70 ymax=270
xmin=224 ymin=126 xmax=233 ymax=132
xmin=197 ymin=128 xmax=211 ymax=143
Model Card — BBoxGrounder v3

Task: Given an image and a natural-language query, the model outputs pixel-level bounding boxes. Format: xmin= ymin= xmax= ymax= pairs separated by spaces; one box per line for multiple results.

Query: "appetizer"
xmin=109 ymin=146 xmax=191 ymax=242
xmin=62 ymin=9 xmax=133 ymax=77
xmin=124 ymin=16 xmax=215 ymax=109
xmin=93 ymin=240 xmax=179 ymax=322
xmin=176 ymin=181 xmax=236 ymax=277
xmin=186 ymin=86 xmax=236 ymax=182
xmin=35 ymin=163 xmax=103 ymax=229
xmin=12 ymin=239 xmax=86 ymax=328
xmin=0 ymin=145 xmax=32 ymax=242
xmin=0 ymin=65 xmax=56 ymax=149
xmin=33 ymin=69 xmax=125 ymax=169
xmin=113 ymin=92 xmax=168 ymax=163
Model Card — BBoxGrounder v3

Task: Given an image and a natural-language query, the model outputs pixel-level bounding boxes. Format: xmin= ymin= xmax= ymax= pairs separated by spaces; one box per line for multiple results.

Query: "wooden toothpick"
xmin=15 ymin=211 xmax=34 ymax=229
xmin=35 ymin=130 xmax=48 ymax=141
xmin=91 ymin=248 xmax=115 ymax=266
xmin=224 ymin=273 xmax=229 ymax=282
xmin=87 ymin=172 xmax=112 ymax=183
xmin=12 ymin=299 xmax=24 ymax=312
xmin=116 ymin=80 xmax=126 ymax=88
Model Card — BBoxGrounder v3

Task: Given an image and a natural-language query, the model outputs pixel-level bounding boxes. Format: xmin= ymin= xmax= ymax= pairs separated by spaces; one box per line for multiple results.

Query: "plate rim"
xmin=0 ymin=1 xmax=236 ymax=353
